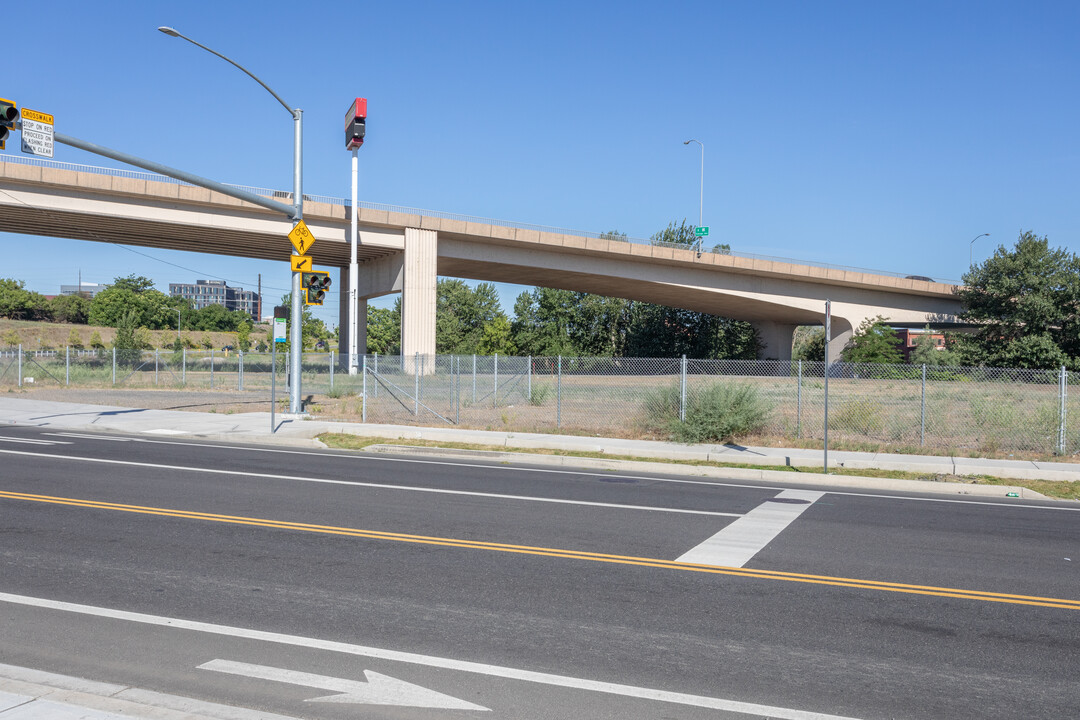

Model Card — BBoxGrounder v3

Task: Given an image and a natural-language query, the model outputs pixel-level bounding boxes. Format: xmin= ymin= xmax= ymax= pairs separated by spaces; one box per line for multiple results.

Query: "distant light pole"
xmin=159 ymin=25 xmax=305 ymax=414
xmin=969 ymin=233 xmax=990 ymax=267
xmin=683 ymin=139 xmax=704 ymax=254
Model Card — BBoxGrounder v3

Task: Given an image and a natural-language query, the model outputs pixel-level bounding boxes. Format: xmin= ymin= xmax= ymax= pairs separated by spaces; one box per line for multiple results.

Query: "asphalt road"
xmin=0 ymin=424 xmax=1077 ymax=719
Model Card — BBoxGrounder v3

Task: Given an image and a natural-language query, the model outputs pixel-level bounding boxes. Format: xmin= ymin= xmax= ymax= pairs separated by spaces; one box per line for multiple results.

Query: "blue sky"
xmin=3 ymin=1 xmax=1079 ymax=328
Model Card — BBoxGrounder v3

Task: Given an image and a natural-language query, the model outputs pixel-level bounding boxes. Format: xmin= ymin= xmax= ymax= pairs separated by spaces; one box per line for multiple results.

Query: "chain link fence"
xmin=2 ymin=346 xmax=1077 ymax=457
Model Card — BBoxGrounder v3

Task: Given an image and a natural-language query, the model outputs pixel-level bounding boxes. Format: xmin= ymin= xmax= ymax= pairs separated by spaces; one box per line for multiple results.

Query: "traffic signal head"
xmin=302 ymin=271 xmax=331 ymax=306
xmin=345 ymin=97 xmax=366 ymax=150
xmin=0 ymin=98 xmax=17 ymax=147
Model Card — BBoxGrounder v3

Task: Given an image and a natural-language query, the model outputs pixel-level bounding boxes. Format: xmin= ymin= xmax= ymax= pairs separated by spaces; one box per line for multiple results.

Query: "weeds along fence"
xmin=1 ymin=347 xmax=1077 ymax=456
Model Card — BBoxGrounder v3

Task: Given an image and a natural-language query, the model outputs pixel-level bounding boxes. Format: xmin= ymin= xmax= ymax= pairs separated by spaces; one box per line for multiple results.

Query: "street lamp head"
xmin=157 ymin=26 xmax=180 ymax=37
xmin=683 ymin=140 xmax=691 ymax=145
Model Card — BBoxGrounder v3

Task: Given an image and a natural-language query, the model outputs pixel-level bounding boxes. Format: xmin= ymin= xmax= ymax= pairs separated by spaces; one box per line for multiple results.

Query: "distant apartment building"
xmin=169 ymin=280 xmax=260 ymax=321
xmin=59 ymin=282 xmax=109 ymax=298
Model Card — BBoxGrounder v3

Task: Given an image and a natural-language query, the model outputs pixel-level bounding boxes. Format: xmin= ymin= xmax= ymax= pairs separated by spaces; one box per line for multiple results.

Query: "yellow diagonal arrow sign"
xmin=288 ymin=220 xmax=316 ymax=255
xmin=291 ymin=255 xmax=313 ymax=273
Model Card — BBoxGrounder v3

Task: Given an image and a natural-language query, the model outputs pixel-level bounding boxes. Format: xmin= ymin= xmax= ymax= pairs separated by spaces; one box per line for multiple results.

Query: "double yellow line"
xmin=4 ymin=489 xmax=1078 ymax=610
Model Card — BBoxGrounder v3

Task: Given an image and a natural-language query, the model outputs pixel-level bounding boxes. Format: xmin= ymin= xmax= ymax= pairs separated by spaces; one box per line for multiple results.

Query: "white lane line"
xmin=74 ymin=435 xmax=1078 ymax=512
xmin=0 ymin=437 xmax=70 ymax=446
xmin=0 ymin=592 xmax=868 ymax=719
xmin=0 ymin=449 xmax=740 ymax=518
xmin=44 ymin=433 xmax=133 ymax=442
xmin=677 ymin=489 xmax=824 ymax=567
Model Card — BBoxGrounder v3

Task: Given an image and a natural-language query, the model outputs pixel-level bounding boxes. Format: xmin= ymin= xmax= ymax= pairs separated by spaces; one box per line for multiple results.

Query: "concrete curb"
xmin=361 ymin=444 xmax=1048 ymax=500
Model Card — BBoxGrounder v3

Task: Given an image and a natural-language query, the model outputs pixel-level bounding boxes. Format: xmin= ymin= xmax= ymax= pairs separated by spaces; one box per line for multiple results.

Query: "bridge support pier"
xmin=401 ymin=228 xmax=437 ymax=368
xmin=825 ymin=317 xmax=854 ymax=365
xmin=753 ymin=320 xmax=796 ymax=361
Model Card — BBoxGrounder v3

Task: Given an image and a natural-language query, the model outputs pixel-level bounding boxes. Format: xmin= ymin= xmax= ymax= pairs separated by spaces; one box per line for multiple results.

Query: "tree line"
xmin=0 ymin=274 xmax=256 ymax=333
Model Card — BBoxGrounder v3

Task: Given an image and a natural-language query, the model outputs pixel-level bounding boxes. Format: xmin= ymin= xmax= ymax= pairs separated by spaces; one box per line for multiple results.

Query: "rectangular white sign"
xmin=20 ymin=108 xmax=53 ymax=158
xmin=273 ymin=317 xmax=287 ymax=343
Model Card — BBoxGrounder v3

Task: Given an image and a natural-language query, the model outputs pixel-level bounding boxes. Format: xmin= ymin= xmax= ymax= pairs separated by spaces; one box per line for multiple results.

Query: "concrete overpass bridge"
xmin=0 ymin=156 xmax=962 ymax=360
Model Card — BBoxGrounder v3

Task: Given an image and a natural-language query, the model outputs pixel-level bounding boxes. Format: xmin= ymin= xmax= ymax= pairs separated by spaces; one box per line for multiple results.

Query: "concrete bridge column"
xmin=401 ymin=228 xmax=437 ymax=366
xmin=752 ymin=321 xmax=797 ymax=361
xmin=826 ymin=317 xmax=855 ymax=365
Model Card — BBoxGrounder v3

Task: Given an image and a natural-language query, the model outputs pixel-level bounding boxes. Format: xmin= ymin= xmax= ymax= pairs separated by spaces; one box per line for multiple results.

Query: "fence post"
xmin=238 ymin=350 xmax=244 ymax=391
xmin=557 ymin=355 xmax=562 ymax=429
xmin=414 ymin=352 xmax=420 ymax=416
xmin=921 ymin=364 xmax=927 ymax=447
xmin=66 ymin=346 xmax=70 ymax=386
xmin=1060 ymin=365 xmax=1067 ymax=455
xmin=155 ymin=350 xmax=159 ymax=386
xmin=493 ymin=353 xmax=499 ymax=408
xmin=112 ymin=347 xmax=116 ymax=385
xmin=528 ymin=355 xmax=532 ymax=402
xmin=797 ymin=359 xmax=802 ymax=439
xmin=455 ymin=356 xmax=461 ymax=425
xmin=17 ymin=345 xmax=22 ymax=387
xmin=182 ymin=347 xmax=186 ymax=386
xmin=210 ymin=349 xmax=215 ymax=388
xmin=680 ymin=355 xmax=687 ymax=422
xmin=373 ymin=353 xmax=378 ymax=397
xmin=362 ymin=354 xmax=367 ymax=423
xmin=472 ymin=354 xmax=477 ymax=404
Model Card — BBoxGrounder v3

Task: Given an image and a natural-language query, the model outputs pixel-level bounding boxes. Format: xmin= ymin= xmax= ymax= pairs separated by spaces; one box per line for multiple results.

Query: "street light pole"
xmin=683 ymin=139 xmax=703 ymax=251
xmin=159 ymin=26 xmax=305 ymax=414
xmin=969 ymin=233 xmax=990 ymax=268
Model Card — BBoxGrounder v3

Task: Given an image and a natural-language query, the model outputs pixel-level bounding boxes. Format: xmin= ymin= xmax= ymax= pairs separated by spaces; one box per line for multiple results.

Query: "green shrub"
xmin=528 ymin=384 xmax=551 ymax=406
xmin=644 ymin=382 xmax=772 ymax=443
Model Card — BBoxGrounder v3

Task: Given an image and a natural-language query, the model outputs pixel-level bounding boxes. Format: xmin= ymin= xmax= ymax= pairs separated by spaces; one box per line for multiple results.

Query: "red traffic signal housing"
xmin=345 ymin=97 xmax=366 ymax=150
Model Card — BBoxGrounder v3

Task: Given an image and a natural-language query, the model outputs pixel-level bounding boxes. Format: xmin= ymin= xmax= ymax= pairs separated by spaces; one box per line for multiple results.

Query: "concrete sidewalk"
xmin=1 ymin=397 xmax=1077 ymax=493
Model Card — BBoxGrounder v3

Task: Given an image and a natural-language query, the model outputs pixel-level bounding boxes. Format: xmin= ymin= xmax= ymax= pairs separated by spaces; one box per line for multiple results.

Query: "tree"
xmin=89 ymin=275 xmax=172 ymax=329
xmin=843 ymin=316 xmax=903 ymax=364
xmin=955 ymin=231 xmax=1080 ymax=369
xmin=510 ymin=287 xmax=578 ymax=357
xmin=49 ymin=294 xmax=90 ymax=324
xmin=909 ymin=327 xmax=958 ymax=366
xmin=0 ymin=279 xmax=49 ymax=320
xmin=477 ymin=316 xmax=516 ymax=355
xmin=367 ymin=304 xmax=400 ymax=355
xmin=236 ymin=322 xmax=252 ymax=352
xmin=622 ymin=302 xmax=759 ymax=359
xmin=650 ymin=220 xmax=697 ymax=247
xmin=793 ymin=326 xmax=826 ymax=362
xmin=435 ymin=279 xmax=504 ymax=354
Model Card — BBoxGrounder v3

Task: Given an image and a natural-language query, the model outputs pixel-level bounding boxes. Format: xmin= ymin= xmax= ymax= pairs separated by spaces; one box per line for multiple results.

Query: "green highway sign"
xmin=694 ymin=226 xmax=709 ymax=237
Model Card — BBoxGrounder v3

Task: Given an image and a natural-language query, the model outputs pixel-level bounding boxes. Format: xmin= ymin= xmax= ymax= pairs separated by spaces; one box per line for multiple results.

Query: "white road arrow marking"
xmin=198 ymin=659 xmax=489 ymax=711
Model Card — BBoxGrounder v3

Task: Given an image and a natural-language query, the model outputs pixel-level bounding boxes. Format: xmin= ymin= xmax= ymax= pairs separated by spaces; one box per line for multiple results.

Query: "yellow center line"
xmin=4 ymin=489 xmax=1078 ymax=610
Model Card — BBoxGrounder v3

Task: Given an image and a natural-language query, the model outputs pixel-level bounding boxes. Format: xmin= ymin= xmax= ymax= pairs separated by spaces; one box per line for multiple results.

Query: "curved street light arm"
xmin=158 ymin=27 xmax=296 ymax=116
